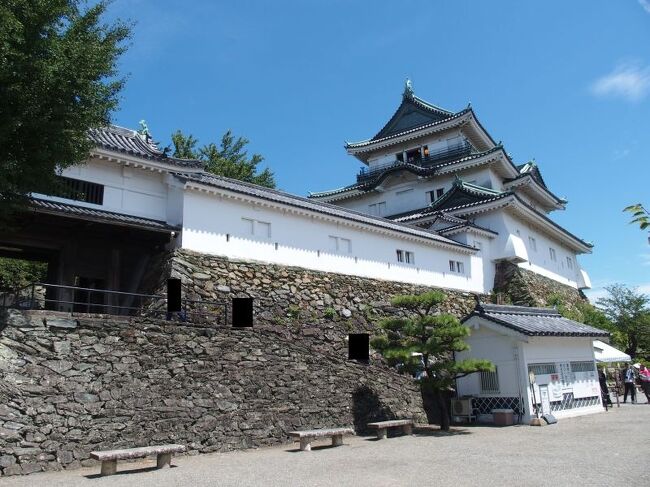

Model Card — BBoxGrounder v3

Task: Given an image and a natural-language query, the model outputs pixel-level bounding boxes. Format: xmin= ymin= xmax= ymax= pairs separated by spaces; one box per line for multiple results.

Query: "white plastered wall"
xmin=474 ymin=211 xmax=583 ymax=288
xmin=180 ymin=188 xmax=485 ymax=293
xmin=33 ymin=158 xmax=177 ymax=223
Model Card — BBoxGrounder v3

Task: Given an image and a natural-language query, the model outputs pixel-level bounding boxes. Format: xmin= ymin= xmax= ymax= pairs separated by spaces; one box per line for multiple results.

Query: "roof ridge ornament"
xmin=403 ymin=78 xmax=414 ymax=99
xmin=138 ymin=119 xmax=149 ymax=137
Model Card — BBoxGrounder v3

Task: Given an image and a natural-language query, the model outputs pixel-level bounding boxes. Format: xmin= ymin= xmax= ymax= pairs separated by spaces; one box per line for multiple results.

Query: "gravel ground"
xmin=2 ymin=403 xmax=649 ymax=487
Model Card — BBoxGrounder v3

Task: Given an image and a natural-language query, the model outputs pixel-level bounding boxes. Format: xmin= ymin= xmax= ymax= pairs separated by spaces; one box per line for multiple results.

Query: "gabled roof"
xmin=344 ymin=81 xmax=498 ymax=159
xmin=370 ymin=83 xmax=454 ymax=141
xmin=516 ymin=161 xmax=548 ymax=188
xmin=176 ymin=173 xmax=477 ymax=253
xmin=309 ymin=146 xmax=514 ymax=202
xmin=89 ymin=125 xmax=204 ymax=169
xmin=428 ymin=179 xmax=507 ymax=213
xmin=465 ymin=303 xmax=609 ymax=338
xmin=30 ymin=197 xmax=178 ymax=232
xmin=389 ymin=179 xmax=592 ymax=253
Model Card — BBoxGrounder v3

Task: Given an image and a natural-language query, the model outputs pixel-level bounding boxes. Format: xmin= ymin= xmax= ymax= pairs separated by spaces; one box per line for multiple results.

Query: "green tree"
xmin=371 ymin=290 xmax=492 ymax=431
xmin=0 ymin=0 xmax=131 ymax=222
xmin=171 ymin=130 xmax=276 ymax=188
xmin=596 ymin=284 xmax=650 ymax=359
xmin=623 ymin=204 xmax=649 ymax=231
xmin=0 ymin=257 xmax=47 ymax=293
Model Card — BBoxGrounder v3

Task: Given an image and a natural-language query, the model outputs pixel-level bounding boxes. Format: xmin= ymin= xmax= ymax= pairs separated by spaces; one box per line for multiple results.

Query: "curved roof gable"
xmin=89 ymin=125 xmax=204 ymax=170
xmin=371 ymin=87 xmax=454 ymax=141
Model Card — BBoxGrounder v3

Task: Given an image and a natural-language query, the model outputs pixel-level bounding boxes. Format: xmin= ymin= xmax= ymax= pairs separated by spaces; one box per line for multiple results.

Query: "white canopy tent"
xmin=593 ymin=340 xmax=631 ymax=363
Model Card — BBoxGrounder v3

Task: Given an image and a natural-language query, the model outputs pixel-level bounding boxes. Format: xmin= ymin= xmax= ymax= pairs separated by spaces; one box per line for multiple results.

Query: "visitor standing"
xmin=598 ymin=369 xmax=611 ymax=410
xmin=623 ymin=364 xmax=636 ymax=403
xmin=639 ymin=364 xmax=650 ymax=404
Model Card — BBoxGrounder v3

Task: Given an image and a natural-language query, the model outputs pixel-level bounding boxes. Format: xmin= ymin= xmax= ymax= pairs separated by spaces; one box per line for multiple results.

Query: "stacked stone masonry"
xmin=0 ymin=250 xmax=587 ymax=476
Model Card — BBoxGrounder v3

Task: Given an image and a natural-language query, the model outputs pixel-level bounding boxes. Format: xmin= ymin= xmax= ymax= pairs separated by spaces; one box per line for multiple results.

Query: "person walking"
xmin=623 ymin=364 xmax=636 ymax=403
xmin=598 ymin=368 xmax=611 ymax=410
xmin=639 ymin=364 xmax=650 ymax=404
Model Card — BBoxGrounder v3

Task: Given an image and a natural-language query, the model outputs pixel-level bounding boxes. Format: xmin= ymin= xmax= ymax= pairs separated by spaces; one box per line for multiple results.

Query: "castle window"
xmin=396 ymin=152 xmax=404 ymax=162
xmin=329 ymin=236 xmax=352 ymax=254
xmin=368 ymin=201 xmax=386 ymax=216
xmin=54 ymin=176 xmax=104 ymax=205
xmin=449 ymin=260 xmax=465 ymax=274
xmin=480 ymin=368 xmax=500 ymax=393
xmin=242 ymin=218 xmax=271 ymax=239
xmin=428 ymin=188 xmax=445 ymax=203
xmin=528 ymin=236 xmax=537 ymax=252
xmin=566 ymin=256 xmax=574 ymax=270
xmin=396 ymin=188 xmax=413 ymax=197
xmin=396 ymin=250 xmax=414 ymax=264
xmin=405 ymin=148 xmax=422 ymax=163
xmin=549 ymin=247 xmax=557 ymax=262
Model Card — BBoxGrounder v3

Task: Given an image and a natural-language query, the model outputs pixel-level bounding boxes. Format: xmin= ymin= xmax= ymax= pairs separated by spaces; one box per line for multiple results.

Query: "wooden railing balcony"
xmin=357 ymin=142 xmax=474 ymax=183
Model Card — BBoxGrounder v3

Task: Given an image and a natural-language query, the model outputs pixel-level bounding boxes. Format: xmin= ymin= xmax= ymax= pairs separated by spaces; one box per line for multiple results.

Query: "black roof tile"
xmin=467 ymin=303 xmax=609 ymax=337
xmin=89 ymin=125 xmax=204 ymax=169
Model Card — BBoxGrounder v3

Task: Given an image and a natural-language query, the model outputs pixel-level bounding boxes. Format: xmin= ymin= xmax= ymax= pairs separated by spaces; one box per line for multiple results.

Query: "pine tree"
xmin=171 ymin=129 xmax=276 ymax=188
xmin=371 ymin=290 xmax=493 ymax=431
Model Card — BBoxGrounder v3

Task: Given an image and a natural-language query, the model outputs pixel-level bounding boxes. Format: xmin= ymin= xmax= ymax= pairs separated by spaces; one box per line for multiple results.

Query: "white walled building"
xmin=310 ymin=81 xmax=592 ymax=293
xmin=10 ymin=82 xmax=592 ymax=299
xmin=456 ymin=304 xmax=608 ymax=423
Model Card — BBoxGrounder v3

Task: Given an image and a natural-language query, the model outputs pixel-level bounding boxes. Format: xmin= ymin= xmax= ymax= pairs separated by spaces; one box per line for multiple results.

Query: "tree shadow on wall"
xmin=351 ymin=385 xmax=395 ymax=435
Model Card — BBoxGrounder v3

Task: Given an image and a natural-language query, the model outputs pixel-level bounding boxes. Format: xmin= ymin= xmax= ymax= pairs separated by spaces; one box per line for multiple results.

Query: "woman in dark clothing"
xmin=598 ymin=369 xmax=611 ymax=410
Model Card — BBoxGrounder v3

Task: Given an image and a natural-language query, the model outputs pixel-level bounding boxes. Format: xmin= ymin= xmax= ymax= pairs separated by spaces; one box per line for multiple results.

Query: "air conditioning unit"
xmin=452 ymin=398 xmax=473 ymax=416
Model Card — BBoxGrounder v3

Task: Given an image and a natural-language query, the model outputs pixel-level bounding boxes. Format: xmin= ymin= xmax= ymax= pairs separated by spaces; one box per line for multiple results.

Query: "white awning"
xmin=593 ymin=340 xmax=631 ymax=363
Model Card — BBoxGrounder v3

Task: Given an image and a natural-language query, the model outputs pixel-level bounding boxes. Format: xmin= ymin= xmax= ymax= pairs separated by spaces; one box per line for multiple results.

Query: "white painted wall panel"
xmin=181 ymin=190 xmax=485 ymax=293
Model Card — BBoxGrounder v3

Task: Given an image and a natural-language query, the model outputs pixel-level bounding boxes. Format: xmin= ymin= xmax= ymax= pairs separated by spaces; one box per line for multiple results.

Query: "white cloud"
xmin=590 ymin=62 xmax=650 ymax=101
xmin=640 ymin=0 xmax=650 ymax=14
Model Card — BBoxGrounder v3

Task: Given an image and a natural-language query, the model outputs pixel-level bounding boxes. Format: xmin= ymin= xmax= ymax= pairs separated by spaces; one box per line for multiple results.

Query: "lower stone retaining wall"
xmin=0 ymin=310 xmax=426 ymax=476
xmin=0 ymin=250 xmax=589 ymax=476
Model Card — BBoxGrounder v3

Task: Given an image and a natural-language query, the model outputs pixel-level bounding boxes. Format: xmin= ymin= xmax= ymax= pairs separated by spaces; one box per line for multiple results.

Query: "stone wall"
xmin=0 ymin=310 xmax=426 ymax=476
xmin=170 ymin=250 xmax=482 ymax=357
xmin=0 ymin=250 xmax=588 ymax=476
xmin=493 ymin=262 xmax=587 ymax=310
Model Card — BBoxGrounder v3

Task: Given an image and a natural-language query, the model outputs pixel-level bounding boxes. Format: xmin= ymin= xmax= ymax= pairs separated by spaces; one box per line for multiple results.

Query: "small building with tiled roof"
xmin=309 ymin=80 xmax=592 ymax=293
xmin=455 ymin=303 xmax=607 ymax=423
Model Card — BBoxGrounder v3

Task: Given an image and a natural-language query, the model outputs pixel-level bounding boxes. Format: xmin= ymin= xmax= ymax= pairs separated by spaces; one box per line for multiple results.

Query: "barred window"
xmin=528 ymin=363 xmax=556 ymax=375
xmin=480 ymin=368 xmax=499 ymax=393
xmin=570 ymin=361 xmax=595 ymax=373
xmin=55 ymin=176 xmax=104 ymax=205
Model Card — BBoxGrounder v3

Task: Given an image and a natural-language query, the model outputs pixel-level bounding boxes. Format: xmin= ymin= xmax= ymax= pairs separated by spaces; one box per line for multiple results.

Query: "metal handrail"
xmin=357 ymin=142 xmax=474 ymax=182
xmin=1 ymin=281 xmax=227 ymax=325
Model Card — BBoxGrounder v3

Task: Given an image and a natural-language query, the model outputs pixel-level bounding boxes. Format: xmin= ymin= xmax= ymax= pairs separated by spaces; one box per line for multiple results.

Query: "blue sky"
xmin=106 ymin=0 xmax=650 ymax=301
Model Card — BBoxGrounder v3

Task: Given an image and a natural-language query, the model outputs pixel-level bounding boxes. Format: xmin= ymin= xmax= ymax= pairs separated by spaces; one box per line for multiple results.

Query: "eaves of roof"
xmin=89 ymin=125 xmax=204 ymax=170
xmin=503 ymin=173 xmax=566 ymax=206
xmin=30 ymin=197 xmax=179 ymax=232
xmin=346 ymin=109 xmax=471 ymax=150
xmin=429 ymin=193 xmax=592 ymax=251
xmin=464 ymin=304 xmax=609 ymax=337
xmin=309 ymin=146 xmax=508 ymax=200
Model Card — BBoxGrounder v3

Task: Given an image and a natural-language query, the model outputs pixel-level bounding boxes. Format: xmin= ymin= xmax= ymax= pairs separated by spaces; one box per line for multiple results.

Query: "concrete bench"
xmin=367 ymin=419 xmax=414 ymax=439
xmin=288 ymin=427 xmax=354 ymax=451
xmin=90 ymin=444 xmax=186 ymax=476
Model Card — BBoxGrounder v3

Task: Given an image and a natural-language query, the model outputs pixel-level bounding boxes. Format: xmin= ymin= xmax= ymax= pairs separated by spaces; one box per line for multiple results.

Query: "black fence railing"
xmin=357 ymin=142 xmax=474 ymax=183
xmin=1 ymin=282 xmax=227 ymax=326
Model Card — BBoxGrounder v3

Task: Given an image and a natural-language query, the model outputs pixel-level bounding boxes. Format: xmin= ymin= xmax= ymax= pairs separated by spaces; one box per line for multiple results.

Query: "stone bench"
xmin=288 ymin=427 xmax=354 ymax=451
xmin=90 ymin=444 xmax=186 ymax=476
xmin=367 ymin=419 xmax=415 ymax=439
